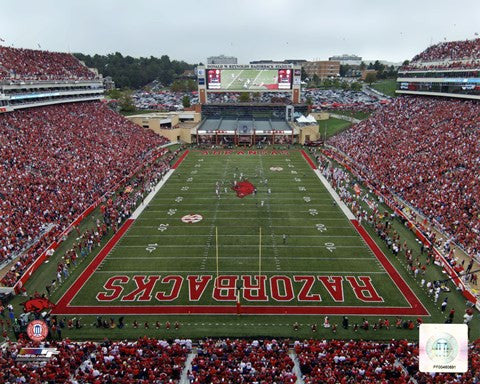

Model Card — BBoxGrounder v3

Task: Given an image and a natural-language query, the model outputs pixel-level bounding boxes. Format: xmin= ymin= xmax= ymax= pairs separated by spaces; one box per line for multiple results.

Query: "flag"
xmin=0 ymin=38 xmax=4 ymax=42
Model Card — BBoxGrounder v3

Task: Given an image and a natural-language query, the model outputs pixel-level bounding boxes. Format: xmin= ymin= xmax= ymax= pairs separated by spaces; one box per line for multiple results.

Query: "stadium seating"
xmin=1 ymin=338 xmax=478 ymax=383
xmin=399 ymin=38 xmax=480 ymax=71
xmin=411 ymin=38 xmax=480 ymax=63
xmin=296 ymin=338 xmax=480 ymax=384
xmin=328 ymin=96 xmax=480 ymax=255
xmin=189 ymin=338 xmax=297 ymax=383
xmin=0 ymin=45 xmax=97 ymax=81
xmin=0 ymin=102 xmax=169 ymax=285
xmin=0 ymin=337 xmax=191 ymax=383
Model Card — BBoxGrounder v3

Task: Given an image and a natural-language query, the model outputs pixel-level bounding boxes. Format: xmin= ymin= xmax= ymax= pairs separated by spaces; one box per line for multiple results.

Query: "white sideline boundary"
xmin=131 ymin=169 xmax=175 ymax=219
xmin=313 ymin=170 xmax=355 ymax=220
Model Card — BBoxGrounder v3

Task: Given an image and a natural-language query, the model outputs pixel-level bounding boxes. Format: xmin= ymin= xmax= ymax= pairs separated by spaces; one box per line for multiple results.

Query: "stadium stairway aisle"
xmin=394 ymin=359 xmax=418 ymax=384
xmin=180 ymin=350 xmax=196 ymax=384
xmin=289 ymin=351 xmax=305 ymax=384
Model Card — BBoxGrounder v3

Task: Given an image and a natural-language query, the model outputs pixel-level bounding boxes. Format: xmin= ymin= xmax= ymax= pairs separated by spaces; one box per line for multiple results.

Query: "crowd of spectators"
xmin=400 ymin=38 xmax=480 ymax=72
xmin=411 ymin=38 xmax=480 ymax=63
xmin=0 ymin=337 xmax=191 ymax=383
xmin=0 ymin=45 xmax=97 ymax=81
xmin=29 ymin=147 xmax=180 ymax=294
xmin=296 ymin=338 xmax=480 ymax=384
xmin=188 ymin=338 xmax=297 ymax=383
xmin=328 ymin=96 xmax=480 ymax=256
xmin=0 ymin=101 xmax=169 ymax=285
xmin=399 ymin=61 xmax=480 ymax=72
xmin=0 ymin=337 xmax=479 ymax=383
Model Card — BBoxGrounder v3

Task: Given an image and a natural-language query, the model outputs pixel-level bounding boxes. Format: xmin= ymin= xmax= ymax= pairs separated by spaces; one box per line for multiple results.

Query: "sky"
xmin=1 ymin=0 xmax=479 ymax=64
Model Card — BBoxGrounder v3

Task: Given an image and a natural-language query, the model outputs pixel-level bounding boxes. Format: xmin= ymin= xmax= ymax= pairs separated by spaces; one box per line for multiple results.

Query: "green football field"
xmin=221 ymin=69 xmax=279 ymax=90
xmin=14 ymin=148 xmax=477 ymax=340
xmin=53 ymin=150 xmax=425 ymax=315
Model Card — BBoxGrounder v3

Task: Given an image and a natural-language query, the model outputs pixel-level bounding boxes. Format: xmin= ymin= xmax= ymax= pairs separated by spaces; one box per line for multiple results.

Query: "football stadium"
xmin=1 ymin=3 xmax=480 ymax=382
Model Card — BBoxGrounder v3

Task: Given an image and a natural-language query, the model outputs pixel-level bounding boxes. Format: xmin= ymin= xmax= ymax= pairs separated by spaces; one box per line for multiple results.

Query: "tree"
xmin=73 ymin=52 xmax=194 ymax=89
xmin=239 ymin=93 xmax=251 ymax=102
xmin=301 ymin=67 xmax=308 ymax=81
xmin=182 ymin=95 xmax=191 ymax=108
xmin=339 ymin=64 xmax=351 ymax=77
xmin=106 ymin=89 xmax=122 ymax=100
xmin=118 ymin=92 xmax=135 ymax=112
xmin=351 ymin=82 xmax=362 ymax=91
xmin=322 ymin=78 xmax=332 ymax=88
xmin=170 ymin=80 xmax=185 ymax=92
xmin=359 ymin=61 xmax=367 ymax=70
xmin=365 ymin=72 xmax=377 ymax=85
xmin=187 ymin=79 xmax=197 ymax=92
xmin=306 ymin=96 xmax=313 ymax=106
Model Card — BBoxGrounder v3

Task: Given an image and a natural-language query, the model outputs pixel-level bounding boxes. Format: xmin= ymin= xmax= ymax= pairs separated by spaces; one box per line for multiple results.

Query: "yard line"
xmin=123 ymin=234 xmax=359 ymax=238
xmin=132 ymin=225 xmax=354 ymax=229
xmin=106 ymin=256 xmax=375 ymax=260
xmin=116 ymin=245 xmax=367 ymax=248
xmin=199 ymin=158 xmax=230 ymax=270
xmin=94 ymin=270 xmax=388 ymax=274
xmin=143 ymin=209 xmax=340 ymax=213
xmin=148 ymin=195 xmax=333 ymax=200
xmin=147 ymin=202 xmax=335 ymax=206
xmin=251 ymin=69 xmax=264 ymax=88
xmin=135 ymin=217 xmax=350 ymax=221
xmin=226 ymin=69 xmax=244 ymax=89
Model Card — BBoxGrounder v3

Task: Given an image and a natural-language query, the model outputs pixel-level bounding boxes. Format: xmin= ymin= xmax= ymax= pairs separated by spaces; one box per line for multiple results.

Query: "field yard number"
xmin=288 ymin=164 xmax=294 ymax=168
xmin=285 ymin=158 xmax=291 ymax=162
xmin=294 ymin=178 xmax=302 ymax=182
xmin=191 ymin=170 xmax=198 ymax=174
xmin=187 ymin=177 xmax=193 ymax=182
xmin=298 ymin=186 xmax=306 ymax=191
xmin=198 ymin=158 xmax=204 ymax=162
xmin=303 ymin=196 xmax=311 ymax=203
xmin=325 ymin=242 xmax=336 ymax=252
xmin=167 ymin=208 xmax=177 ymax=216
xmin=175 ymin=196 xmax=183 ymax=202
xmin=194 ymin=164 xmax=201 ymax=167
xmin=291 ymin=170 xmax=298 ymax=174
xmin=157 ymin=224 xmax=169 ymax=232
xmin=309 ymin=209 xmax=318 ymax=216
xmin=146 ymin=243 xmax=158 ymax=253
xmin=181 ymin=186 xmax=189 ymax=191
xmin=316 ymin=224 xmax=327 ymax=232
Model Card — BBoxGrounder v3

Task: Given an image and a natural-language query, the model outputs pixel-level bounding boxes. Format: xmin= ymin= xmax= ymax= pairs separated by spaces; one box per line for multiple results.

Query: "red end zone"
xmin=52 ymin=150 xmax=428 ymax=316
xmin=53 ymin=220 xmax=428 ymax=317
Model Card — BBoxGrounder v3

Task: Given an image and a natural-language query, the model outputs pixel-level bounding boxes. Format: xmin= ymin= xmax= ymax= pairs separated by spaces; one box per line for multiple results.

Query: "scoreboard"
xmin=197 ymin=64 xmax=302 ymax=103
xmin=277 ymin=69 xmax=292 ymax=90
xmin=203 ymin=66 xmax=296 ymax=91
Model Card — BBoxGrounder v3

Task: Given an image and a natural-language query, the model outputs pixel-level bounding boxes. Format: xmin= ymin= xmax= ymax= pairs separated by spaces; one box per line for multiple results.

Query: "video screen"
xmin=207 ymin=69 xmax=292 ymax=91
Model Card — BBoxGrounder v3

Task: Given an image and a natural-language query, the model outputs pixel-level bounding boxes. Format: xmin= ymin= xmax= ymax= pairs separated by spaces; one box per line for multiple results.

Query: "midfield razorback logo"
xmin=232 ymin=181 xmax=255 ymax=198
